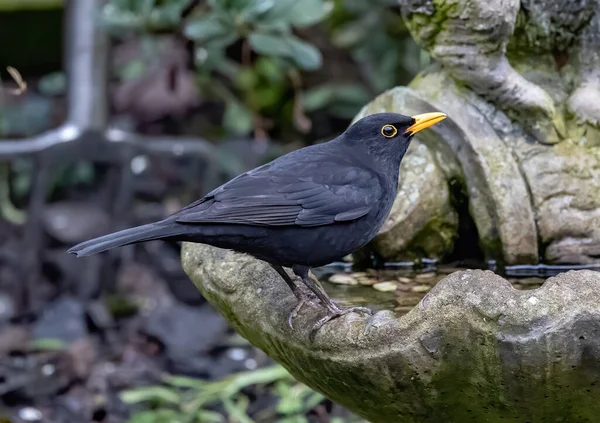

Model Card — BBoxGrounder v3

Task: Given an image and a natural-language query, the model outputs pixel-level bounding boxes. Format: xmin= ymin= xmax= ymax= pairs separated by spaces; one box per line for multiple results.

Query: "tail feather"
xmin=67 ymin=221 xmax=183 ymax=257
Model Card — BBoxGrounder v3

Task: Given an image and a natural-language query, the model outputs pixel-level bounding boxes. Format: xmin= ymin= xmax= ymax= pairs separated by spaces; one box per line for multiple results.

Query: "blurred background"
xmin=0 ymin=0 xmax=428 ymax=422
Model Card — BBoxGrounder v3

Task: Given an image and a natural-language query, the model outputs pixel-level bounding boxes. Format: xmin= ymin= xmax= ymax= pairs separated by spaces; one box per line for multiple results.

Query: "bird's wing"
xmin=175 ymin=159 xmax=381 ymax=228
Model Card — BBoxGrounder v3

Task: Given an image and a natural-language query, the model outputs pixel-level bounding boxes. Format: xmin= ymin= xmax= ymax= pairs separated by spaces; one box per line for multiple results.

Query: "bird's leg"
xmin=292 ymin=265 xmax=373 ymax=340
xmin=291 ymin=265 xmax=337 ymax=309
xmin=269 ymin=264 xmax=315 ymax=329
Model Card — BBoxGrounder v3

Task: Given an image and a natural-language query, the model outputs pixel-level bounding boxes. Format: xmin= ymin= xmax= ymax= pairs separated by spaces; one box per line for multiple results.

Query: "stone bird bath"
xmin=183 ymin=244 xmax=600 ymax=422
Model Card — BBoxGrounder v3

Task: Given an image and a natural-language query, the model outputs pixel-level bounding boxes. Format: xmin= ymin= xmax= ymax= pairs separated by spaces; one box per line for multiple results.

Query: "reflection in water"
xmin=315 ymin=261 xmax=600 ymax=317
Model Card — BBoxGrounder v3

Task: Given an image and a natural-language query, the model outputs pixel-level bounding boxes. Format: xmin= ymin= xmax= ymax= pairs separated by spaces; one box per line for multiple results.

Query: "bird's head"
xmin=343 ymin=112 xmax=447 ymax=160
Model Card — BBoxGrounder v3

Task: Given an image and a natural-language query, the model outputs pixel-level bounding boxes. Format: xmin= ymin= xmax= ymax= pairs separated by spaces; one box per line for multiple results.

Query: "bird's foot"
xmin=309 ymin=303 xmax=373 ymax=342
xmin=287 ymin=291 xmax=318 ymax=329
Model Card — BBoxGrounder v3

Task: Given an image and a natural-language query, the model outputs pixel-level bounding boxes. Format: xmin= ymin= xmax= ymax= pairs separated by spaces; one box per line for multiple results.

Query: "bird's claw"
xmin=308 ymin=304 xmax=373 ymax=342
xmin=287 ymin=299 xmax=306 ymax=329
xmin=287 ymin=292 xmax=318 ymax=329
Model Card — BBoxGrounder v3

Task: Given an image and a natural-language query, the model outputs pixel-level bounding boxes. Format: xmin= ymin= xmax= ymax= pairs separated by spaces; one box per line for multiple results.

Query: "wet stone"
xmin=411 ymin=285 xmax=431 ymax=293
xmin=357 ymin=277 xmax=378 ymax=286
xmin=415 ymin=272 xmax=437 ymax=281
xmin=328 ymin=274 xmax=358 ymax=285
xmin=372 ymin=281 xmax=398 ymax=292
xmin=396 ymin=283 xmax=412 ymax=292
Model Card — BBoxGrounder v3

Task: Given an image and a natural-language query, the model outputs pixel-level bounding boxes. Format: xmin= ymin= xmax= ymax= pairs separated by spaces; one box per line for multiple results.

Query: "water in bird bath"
xmin=314 ymin=261 xmax=600 ymax=316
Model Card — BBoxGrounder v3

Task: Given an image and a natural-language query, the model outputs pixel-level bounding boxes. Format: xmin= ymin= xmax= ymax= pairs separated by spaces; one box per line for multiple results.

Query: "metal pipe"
xmin=64 ymin=0 xmax=108 ymax=131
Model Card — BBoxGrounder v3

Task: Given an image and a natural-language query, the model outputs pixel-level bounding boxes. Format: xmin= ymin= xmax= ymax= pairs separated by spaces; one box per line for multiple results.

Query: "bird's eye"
xmin=381 ymin=124 xmax=398 ymax=138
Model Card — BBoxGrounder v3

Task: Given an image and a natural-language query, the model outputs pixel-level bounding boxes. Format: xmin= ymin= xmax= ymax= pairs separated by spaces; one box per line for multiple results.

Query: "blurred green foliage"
xmin=99 ymin=0 xmax=424 ymax=138
xmin=0 ymin=0 xmax=425 ymax=139
xmin=327 ymin=0 xmax=428 ymax=93
xmin=121 ymin=364 xmax=367 ymax=423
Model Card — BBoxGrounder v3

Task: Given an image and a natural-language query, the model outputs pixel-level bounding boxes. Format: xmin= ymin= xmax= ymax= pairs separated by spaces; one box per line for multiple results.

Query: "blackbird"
xmin=68 ymin=112 xmax=446 ymax=337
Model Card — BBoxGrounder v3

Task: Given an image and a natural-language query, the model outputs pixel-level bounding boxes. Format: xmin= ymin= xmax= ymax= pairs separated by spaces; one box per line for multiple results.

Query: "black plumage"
xmin=68 ymin=112 xmax=446 ymax=337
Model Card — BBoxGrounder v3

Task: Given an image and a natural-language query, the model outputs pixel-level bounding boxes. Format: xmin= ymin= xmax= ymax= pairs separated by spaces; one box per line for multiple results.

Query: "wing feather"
xmin=175 ymin=156 xmax=381 ymax=227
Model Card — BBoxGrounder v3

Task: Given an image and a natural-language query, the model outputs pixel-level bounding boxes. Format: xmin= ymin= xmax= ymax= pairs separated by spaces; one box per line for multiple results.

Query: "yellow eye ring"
xmin=381 ymin=124 xmax=398 ymax=138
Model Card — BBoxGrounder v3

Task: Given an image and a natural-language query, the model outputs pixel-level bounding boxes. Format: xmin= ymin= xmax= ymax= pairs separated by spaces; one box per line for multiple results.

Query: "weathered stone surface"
xmin=399 ymin=0 xmax=600 ymax=141
xmin=356 ymin=58 xmax=600 ymax=264
xmin=347 ymin=0 xmax=599 ymax=264
xmin=356 ymin=85 xmax=539 ymax=263
xmin=358 ymin=139 xmax=458 ymax=261
xmin=412 ymin=68 xmax=600 ymax=265
xmin=182 ymin=243 xmax=600 ymax=423
xmin=517 ymin=141 xmax=600 ymax=264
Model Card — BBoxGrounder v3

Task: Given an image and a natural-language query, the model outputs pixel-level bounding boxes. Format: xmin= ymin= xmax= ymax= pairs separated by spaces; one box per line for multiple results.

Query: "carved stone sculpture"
xmin=358 ymin=0 xmax=600 ymax=265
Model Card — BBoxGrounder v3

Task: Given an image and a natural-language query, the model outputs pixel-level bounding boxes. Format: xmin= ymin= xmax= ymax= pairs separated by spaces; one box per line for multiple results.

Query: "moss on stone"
xmin=182 ymin=243 xmax=600 ymax=422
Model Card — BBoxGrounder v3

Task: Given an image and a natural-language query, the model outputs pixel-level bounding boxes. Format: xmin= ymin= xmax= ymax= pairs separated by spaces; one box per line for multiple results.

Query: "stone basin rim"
xmin=182 ymin=243 xmax=600 ymax=358
xmin=305 ymin=269 xmax=597 ymax=349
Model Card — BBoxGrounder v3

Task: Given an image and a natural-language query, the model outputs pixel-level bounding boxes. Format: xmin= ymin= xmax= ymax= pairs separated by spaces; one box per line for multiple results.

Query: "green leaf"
xmin=331 ymin=20 xmax=368 ymax=48
xmin=238 ymin=0 xmax=277 ymax=22
xmin=250 ymin=0 xmax=329 ymax=27
xmin=100 ymin=3 xmax=143 ymax=30
xmin=277 ymin=393 xmax=303 ymax=415
xmin=222 ymin=365 xmax=292 ymax=397
xmin=221 ymin=396 xmax=253 ymax=423
xmin=302 ymin=84 xmax=370 ymax=112
xmin=195 ymin=46 xmax=227 ymax=71
xmin=163 ymin=374 xmax=206 ymax=389
xmin=184 ymin=18 xmax=229 ymax=41
xmin=138 ymin=0 xmax=155 ymax=15
xmin=214 ymin=57 xmax=241 ymax=79
xmin=248 ymin=33 xmax=289 ymax=57
xmin=248 ymin=33 xmax=322 ymax=71
xmin=288 ymin=0 xmax=332 ymax=27
xmin=257 ymin=0 xmax=297 ymax=23
xmin=28 ymin=338 xmax=66 ymax=351
xmin=235 ymin=68 xmax=258 ymax=91
xmin=301 ymin=86 xmax=334 ymax=111
xmin=254 ymin=20 xmax=291 ymax=33
xmin=304 ymin=389 xmax=326 ymax=410
xmin=148 ymin=2 xmax=188 ymax=29
xmin=120 ymin=386 xmax=181 ymax=405
xmin=208 ymin=32 xmax=239 ymax=49
xmin=255 ymin=57 xmax=284 ymax=83
xmin=126 ymin=409 xmax=182 ymax=423
xmin=278 ymin=417 xmax=309 ymax=423
xmin=286 ymin=36 xmax=322 ymax=70
xmin=223 ymin=102 xmax=253 ymax=135
xmin=196 ymin=410 xmax=224 ymax=423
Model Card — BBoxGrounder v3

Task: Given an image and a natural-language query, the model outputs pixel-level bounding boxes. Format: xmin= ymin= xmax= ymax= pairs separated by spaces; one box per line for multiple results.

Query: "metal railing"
xmin=0 ymin=0 xmax=215 ymax=313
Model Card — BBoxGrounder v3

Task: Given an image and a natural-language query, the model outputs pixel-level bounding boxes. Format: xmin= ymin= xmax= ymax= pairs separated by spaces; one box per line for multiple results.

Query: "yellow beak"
xmin=404 ymin=112 xmax=447 ymax=135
